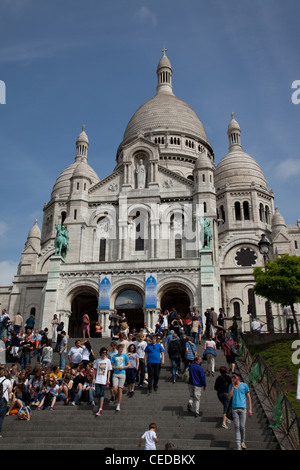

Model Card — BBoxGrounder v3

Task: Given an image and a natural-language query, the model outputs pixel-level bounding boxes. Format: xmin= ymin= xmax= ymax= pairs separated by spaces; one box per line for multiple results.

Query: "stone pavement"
xmin=0 ymin=337 xmax=281 ymax=450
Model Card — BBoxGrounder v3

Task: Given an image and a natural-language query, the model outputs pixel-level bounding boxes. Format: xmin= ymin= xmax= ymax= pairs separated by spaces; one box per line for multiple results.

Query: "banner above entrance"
xmin=145 ymin=273 xmax=157 ymax=308
xmin=99 ymin=274 xmax=111 ymax=309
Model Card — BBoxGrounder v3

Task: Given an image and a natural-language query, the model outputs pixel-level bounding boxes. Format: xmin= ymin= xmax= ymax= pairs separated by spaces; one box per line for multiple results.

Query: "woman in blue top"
xmin=227 ymin=372 xmax=252 ymax=450
xmin=111 ymin=344 xmax=130 ymax=411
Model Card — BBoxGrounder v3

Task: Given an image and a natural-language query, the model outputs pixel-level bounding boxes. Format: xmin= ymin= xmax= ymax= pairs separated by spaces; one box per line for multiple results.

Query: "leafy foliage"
xmin=253 ymin=254 xmax=300 ymax=306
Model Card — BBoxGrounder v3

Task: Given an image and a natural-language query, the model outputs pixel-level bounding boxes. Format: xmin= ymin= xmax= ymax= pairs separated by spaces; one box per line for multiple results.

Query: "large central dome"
xmin=123 ymin=93 xmax=208 ymax=143
xmin=121 ymin=51 xmax=211 ymax=151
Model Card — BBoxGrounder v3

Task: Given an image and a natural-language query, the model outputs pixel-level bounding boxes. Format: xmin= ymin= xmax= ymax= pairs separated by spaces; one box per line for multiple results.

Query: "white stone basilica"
xmin=1 ymin=51 xmax=300 ymax=337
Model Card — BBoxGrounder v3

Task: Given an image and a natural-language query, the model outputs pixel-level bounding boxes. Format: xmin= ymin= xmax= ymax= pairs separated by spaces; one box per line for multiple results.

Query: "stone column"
xmin=41 ymin=255 xmax=64 ymax=331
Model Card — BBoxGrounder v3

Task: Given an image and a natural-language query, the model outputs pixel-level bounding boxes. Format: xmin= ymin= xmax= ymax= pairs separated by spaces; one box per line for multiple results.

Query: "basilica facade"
xmin=2 ymin=52 xmax=300 ymax=337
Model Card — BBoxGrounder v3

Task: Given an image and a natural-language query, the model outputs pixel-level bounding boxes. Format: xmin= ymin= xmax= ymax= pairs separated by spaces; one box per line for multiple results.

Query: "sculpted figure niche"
xmin=136 ymin=159 xmax=146 ymax=189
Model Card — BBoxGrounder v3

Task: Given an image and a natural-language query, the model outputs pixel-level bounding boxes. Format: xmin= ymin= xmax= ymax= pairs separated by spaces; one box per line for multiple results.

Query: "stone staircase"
xmin=0 ymin=337 xmax=281 ymax=451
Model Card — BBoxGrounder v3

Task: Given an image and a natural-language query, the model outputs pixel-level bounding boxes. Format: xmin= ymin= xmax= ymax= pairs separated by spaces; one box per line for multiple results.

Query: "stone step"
xmin=0 ymin=338 xmax=281 ymax=451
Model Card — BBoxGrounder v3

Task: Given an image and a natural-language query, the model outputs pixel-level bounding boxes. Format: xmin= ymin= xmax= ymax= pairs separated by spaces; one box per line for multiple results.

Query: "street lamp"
xmin=258 ymin=233 xmax=274 ymax=333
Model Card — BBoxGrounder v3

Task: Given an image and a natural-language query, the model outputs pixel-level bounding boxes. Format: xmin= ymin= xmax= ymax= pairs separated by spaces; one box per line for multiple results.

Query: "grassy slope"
xmin=247 ymin=339 xmax=300 ymax=415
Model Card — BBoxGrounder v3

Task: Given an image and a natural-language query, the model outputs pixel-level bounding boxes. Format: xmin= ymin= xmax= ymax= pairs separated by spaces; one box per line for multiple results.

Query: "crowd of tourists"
xmin=0 ymin=306 xmax=252 ymax=450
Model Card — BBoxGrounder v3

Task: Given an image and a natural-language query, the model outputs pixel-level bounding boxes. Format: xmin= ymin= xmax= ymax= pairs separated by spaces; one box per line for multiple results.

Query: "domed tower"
xmin=216 ymin=114 xmax=275 ymax=321
xmin=215 ymin=113 xmax=274 ymax=236
xmin=41 ymin=125 xmax=99 ymax=248
xmin=116 ymin=50 xmax=214 ymax=181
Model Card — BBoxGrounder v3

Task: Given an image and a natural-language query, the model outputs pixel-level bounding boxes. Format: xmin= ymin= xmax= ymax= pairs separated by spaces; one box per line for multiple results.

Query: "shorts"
xmin=95 ymin=384 xmax=106 ymax=399
xmin=126 ymin=368 xmax=137 ymax=385
xmin=112 ymin=374 xmax=126 ymax=389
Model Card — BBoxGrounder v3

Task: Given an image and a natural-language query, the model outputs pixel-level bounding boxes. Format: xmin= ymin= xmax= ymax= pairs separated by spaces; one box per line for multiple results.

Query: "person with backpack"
xmin=168 ymin=333 xmax=182 ymax=383
xmin=0 ymin=366 xmax=12 ymax=437
xmin=184 ymin=336 xmax=197 ymax=371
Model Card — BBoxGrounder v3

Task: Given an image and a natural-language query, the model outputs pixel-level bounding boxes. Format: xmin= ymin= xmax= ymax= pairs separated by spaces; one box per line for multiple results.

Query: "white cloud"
xmin=0 ymin=260 xmax=18 ymax=286
xmin=135 ymin=6 xmax=157 ymax=26
xmin=275 ymin=158 xmax=300 ymax=180
xmin=0 ymin=39 xmax=90 ymax=64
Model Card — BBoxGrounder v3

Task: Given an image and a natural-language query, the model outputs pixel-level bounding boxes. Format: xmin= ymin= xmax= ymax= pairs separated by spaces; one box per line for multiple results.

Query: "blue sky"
xmin=0 ymin=0 xmax=299 ymax=285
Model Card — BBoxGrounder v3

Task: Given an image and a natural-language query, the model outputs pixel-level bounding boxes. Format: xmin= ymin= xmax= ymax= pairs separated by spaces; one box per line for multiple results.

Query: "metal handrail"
xmin=243 ymin=313 xmax=300 ymax=334
xmin=238 ymin=336 xmax=300 ymax=450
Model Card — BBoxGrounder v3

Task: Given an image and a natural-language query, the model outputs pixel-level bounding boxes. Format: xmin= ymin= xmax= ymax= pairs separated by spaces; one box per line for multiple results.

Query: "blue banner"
xmin=98 ymin=274 xmax=111 ymax=309
xmin=145 ymin=273 xmax=157 ymax=308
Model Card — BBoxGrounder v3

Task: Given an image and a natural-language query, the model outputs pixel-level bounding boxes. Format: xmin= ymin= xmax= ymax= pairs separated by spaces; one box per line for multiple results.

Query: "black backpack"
xmin=0 ymin=378 xmax=6 ymax=400
xmin=168 ymin=340 xmax=178 ymax=356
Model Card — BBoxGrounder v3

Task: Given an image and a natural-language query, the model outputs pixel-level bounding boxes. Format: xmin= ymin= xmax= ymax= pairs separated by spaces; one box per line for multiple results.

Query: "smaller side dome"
xmin=28 ymin=219 xmax=41 ymax=239
xmin=215 ymin=114 xmax=268 ymax=190
xmin=51 ymin=126 xmax=99 ymax=199
xmin=271 ymin=207 xmax=288 ymax=235
xmin=25 ymin=220 xmax=41 ymax=253
xmin=194 ymin=151 xmax=214 ymax=170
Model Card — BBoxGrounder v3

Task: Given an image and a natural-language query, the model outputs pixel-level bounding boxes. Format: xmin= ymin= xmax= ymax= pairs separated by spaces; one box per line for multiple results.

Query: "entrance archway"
xmin=161 ymin=288 xmax=190 ymax=317
xmin=115 ymin=290 xmax=144 ymax=331
xmin=70 ymin=289 xmax=98 ymax=338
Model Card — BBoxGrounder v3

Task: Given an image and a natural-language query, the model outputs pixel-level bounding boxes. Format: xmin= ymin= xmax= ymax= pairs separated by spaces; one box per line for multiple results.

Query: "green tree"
xmin=253 ymin=254 xmax=300 ymax=337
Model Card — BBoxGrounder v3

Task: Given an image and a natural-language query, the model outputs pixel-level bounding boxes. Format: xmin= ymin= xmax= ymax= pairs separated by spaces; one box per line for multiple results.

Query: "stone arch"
xmin=111 ymin=281 xmax=145 ymax=330
xmin=157 ymin=278 xmax=195 ymax=317
xmin=62 ymin=281 xmax=99 ymax=337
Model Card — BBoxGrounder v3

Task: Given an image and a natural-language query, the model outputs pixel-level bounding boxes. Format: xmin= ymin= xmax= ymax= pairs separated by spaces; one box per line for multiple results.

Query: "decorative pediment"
xmin=88 ymin=167 xmax=123 ymax=195
xmin=158 ymin=165 xmax=194 ymax=189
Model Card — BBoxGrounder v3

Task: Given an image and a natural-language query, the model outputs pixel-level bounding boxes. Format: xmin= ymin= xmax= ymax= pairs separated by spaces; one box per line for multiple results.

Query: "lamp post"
xmin=258 ymin=233 xmax=274 ymax=334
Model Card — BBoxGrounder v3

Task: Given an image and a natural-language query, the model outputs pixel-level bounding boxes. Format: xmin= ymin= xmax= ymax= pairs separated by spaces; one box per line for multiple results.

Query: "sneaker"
xmin=49 ymin=407 xmax=54 ymax=411
xmin=116 ymin=404 xmax=120 ymax=411
xmin=241 ymin=442 xmax=247 ymax=449
xmin=91 ymin=401 xmax=95 ymax=406
xmin=72 ymin=402 xmax=77 ymax=406
xmin=187 ymin=403 xmax=192 ymax=412
xmin=226 ymin=419 xmax=231 ymax=424
xmin=96 ymin=409 xmax=102 ymax=416
xmin=222 ymin=423 xmax=228 ymax=429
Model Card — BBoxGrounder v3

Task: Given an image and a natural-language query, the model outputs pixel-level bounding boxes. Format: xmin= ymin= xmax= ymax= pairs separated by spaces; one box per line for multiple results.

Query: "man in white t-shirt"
xmin=68 ymin=340 xmax=83 ymax=368
xmin=134 ymin=334 xmax=148 ymax=387
xmin=94 ymin=347 xmax=112 ymax=416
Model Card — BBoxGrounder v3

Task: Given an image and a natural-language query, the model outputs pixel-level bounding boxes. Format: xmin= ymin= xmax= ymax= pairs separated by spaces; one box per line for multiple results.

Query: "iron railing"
xmin=238 ymin=337 xmax=300 ymax=450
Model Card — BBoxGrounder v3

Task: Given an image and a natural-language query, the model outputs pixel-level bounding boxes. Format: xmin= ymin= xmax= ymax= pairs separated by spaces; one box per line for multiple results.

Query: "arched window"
xmin=247 ymin=288 xmax=256 ymax=317
xmin=265 ymin=205 xmax=270 ymax=224
xmin=220 ymin=205 xmax=225 ymax=223
xmin=99 ymin=239 xmax=106 ymax=261
xmin=235 ymin=202 xmax=241 ymax=221
xmin=133 ymin=210 xmax=147 ymax=252
xmin=61 ymin=211 xmax=67 ymax=225
xmin=233 ymin=302 xmax=241 ymax=317
xmin=175 ymin=235 xmax=182 ymax=259
xmin=30 ymin=307 xmax=36 ymax=317
xmin=243 ymin=201 xmax=250 ymax=220
xmin=259 ymin=203 xmax=264 ymax=222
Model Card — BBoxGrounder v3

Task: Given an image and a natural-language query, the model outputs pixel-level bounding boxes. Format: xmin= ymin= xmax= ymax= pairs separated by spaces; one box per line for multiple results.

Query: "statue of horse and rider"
xmin=54 ymin=223 xmax=69 ymax=260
